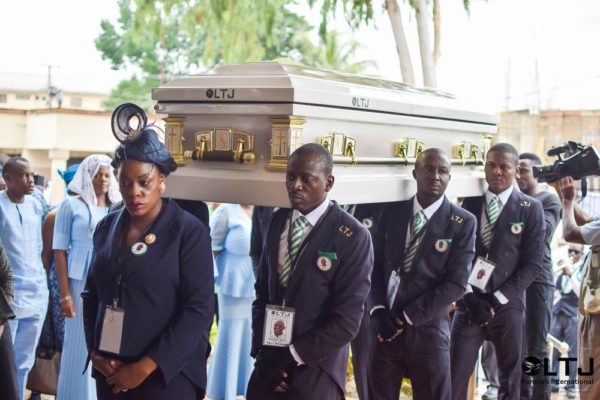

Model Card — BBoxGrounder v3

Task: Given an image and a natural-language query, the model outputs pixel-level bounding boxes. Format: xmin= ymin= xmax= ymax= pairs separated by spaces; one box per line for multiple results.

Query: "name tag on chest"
xmin=387 ymin=270 xmax=401 ymax=307
xmin=468 ymin=257 xmax=496 ymax=291
xmin=99 ymin=306 xmax=125 ymax=355
xmin=263 ymin=304 xmax=295 ymax=347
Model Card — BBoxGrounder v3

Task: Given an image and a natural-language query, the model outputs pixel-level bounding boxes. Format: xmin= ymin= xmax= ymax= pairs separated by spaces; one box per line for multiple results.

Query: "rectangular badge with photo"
xmin=98 ymin=306 xmax=124 ymax=355
xmin=263 ymin=304 xmax=295 ymax=347
xmin=468 ymin=257 xmax=496 ymax=291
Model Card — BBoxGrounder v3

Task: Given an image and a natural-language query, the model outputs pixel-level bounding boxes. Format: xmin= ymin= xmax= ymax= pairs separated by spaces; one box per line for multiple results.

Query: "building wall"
xmin=498 ymin=109 xmax=600 ymax=189
xmin=498 ymin=110 xmax=600 ymax=161
xmin=0 ymin=89 xmax=108 ymax=111
xmin=0 ymin=108 xmax=163 ymax=205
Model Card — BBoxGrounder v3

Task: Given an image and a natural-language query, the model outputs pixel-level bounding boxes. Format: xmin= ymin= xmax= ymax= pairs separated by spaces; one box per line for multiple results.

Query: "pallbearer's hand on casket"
xmin=463 ymin=293 xmax=495 ymax=326
xmin=372 ymin=308 xmax=404 ymax=342
xmin=255 ymin=348 xmax=296 ymax=389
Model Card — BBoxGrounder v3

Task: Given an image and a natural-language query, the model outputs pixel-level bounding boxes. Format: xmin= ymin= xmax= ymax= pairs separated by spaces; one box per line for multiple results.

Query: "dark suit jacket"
xmin=369 ymin=197 xmax=476 ymax=329
xmin=251 ymin=202 xmax=373 ymax=392
xmin=350 ymin=204 xmax=385 ymax=236
xmin=82 ymin=199 xmax=214 ymax=390
xmin=462 ymin=190 xmax=545 ymax=308
xmin=250 ymin=206 xmax=275 ymax=276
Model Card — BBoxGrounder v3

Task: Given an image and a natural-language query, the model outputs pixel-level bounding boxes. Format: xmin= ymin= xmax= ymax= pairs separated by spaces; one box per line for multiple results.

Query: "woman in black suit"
xmin=82 ymin=104 xmax=214 ymax=399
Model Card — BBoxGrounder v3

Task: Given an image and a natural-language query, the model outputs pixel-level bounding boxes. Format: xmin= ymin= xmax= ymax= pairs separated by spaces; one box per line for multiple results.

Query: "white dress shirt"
xmin=476 ymin=185 xmax=514 ymax=305
xmin=278 ymin=195 xmax=330 ymax=365
xmin=371 ymin=195 xmax=445 ymax=324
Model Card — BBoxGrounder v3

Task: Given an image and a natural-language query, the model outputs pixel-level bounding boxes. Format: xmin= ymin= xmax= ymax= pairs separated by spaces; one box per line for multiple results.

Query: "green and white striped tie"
xmin=280 ymin=216 xmax=309 ymax=286
xmin=482 ymin=196 xmax=500 ymax=249
xmin=402 ymin=210 xmax=427 ymax=273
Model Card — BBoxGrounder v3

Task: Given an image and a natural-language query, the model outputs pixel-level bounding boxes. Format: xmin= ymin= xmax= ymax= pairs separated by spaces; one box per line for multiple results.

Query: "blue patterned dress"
xmin=206 ymin=204 xmax=255 ymax=400
xmin=53 ymin=197 xmax=108 ymax=400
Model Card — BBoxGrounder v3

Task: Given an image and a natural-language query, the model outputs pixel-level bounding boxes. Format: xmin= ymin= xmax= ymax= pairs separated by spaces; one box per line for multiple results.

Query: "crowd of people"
xmin=0 ymin=101 xmax=599 ymax=400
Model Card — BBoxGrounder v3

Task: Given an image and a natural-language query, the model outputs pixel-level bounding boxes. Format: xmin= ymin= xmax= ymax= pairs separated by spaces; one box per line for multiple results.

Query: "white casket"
xmin=152 ymin=62 xmax=498 ymax=207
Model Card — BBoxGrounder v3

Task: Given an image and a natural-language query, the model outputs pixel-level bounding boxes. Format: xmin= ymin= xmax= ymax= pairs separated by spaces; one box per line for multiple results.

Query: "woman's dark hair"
xmin=110 ymin=103 xmax=177 ymax=176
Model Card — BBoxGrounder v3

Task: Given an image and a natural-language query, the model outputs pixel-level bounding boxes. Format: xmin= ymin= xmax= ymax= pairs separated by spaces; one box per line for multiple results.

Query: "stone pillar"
xmin=48 ymin=149 xmax=70 ymax=206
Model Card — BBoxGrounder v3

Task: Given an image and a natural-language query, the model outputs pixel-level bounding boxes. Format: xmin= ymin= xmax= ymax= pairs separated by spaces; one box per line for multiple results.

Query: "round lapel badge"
xmin=144 ymin=233 xmax=156 ymax=245
xmin=511 ymin=224 xmax=523 ymax=235
xmin=131 ymin=242 xmax=148 ymax=256
xmin=317 ymin=256 xmax=332 ymax=271
xmin=435 ymin=239 xmax=449 ymax=252
xmin=362 ymin=218 xmax=373 ymax=229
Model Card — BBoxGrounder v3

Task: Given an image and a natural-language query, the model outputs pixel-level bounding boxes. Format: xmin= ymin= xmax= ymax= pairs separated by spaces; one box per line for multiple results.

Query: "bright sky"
xmin=1 ymin=0 xmax=599 ymax=111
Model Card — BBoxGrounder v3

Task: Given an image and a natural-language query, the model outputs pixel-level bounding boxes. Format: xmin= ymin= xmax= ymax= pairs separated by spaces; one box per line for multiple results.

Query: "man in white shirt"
xmin=367 ymin=148 xmax=476 ymax=399
xmin=247 ymin=144 xmax=373 ymax=400
xmin=450 ymin=143 xmax=545 ymax=400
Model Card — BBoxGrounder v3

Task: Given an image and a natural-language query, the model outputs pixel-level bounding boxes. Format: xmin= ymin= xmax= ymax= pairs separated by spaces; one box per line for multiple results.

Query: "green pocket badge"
xmin=317 ymin=251 xmax=337 ymax=271
xmin=435 ymin=238 xmax=453 ymax=252
xmin=510 ymin=222 xmax=524 ymax=235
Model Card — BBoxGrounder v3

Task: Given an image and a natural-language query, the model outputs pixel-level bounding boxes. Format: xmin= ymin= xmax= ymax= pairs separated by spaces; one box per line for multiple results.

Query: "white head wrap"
xmin=68 ymin=154 xmax=121 ymax=207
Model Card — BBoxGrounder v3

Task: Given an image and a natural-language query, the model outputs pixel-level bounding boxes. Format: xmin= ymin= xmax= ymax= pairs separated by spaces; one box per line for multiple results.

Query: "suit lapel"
xmin=106 ymin=207 xmax=127 ymax=263
xmin=285 ymin=203 xmax=335 ymax=302
xmin=413 ymin=197 xmax=451 ymax=265
xmin=387 ymin=200 xmax=411 ymax=278
xmin=464 ymin=196 xmax=485 ymax=255
xmin=489 ymin=189 xmax=519 ymax=256
xmin=269 ymin=210 xmax=289 ymax=301
xmin=121 ymin=200 xmax=179 ymax=281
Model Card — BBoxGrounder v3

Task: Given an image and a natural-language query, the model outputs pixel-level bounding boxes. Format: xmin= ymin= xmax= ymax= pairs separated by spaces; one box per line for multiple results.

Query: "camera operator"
xmin=516 ymin=153 xmax=562 ymax=400
xmin=556 ymin=176 xmax=600 ymax=399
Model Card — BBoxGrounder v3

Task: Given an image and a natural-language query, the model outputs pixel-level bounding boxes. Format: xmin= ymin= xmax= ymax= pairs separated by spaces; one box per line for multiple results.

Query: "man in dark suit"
xmin=247 ymin=143 xmax=373 ymax=400
xmin=368 ymin=148 xmax=476 ymax=400
xmin=342 ymin=203 xmax=384 ymax=400
xmin=450 ymin=143 xmax=545 ymax=400
xmin=515 ymin=152 xmax=562 ymax=400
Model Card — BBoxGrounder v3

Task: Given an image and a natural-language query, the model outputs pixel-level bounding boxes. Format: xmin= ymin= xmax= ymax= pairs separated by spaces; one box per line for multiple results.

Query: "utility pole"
xmin=42 ymin=64 xmax=62 ymax=108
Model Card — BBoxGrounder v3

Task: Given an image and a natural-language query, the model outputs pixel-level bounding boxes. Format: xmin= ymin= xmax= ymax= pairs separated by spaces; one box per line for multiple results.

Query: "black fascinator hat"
xmin=111 ymin=103 xmax=177 ymax=176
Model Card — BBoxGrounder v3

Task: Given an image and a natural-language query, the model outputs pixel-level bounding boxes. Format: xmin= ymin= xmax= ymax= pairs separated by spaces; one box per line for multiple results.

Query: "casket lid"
xmin=152 ymin=62 xmax=498 ymax=126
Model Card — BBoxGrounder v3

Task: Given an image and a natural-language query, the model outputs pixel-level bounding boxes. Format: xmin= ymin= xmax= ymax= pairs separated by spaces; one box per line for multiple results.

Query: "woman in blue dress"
xmin=53 ymin=155 xmax=121 ymax=399
xmin=207 ymin=204 xmax=256 ymax=400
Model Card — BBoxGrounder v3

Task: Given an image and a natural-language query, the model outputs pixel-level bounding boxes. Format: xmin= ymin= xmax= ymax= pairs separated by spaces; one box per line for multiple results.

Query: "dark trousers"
xmin=0 ymin=325 xmax=18 ymax=400
xmin=369 ymin=324 xmax=451 ymax=400
xmin=482 ymin=340 xmax=500 ymax=388
xmin=95 ymin=370 xmax=201 ymax=400
xmin=550 ymin=312 xmax=578 ymax=390
xmin=520 ymin=283 xmax=553 ymax=400
xmin=246 ymin=364 xmax=343 ymax=400
xmin=451 ymin=304 xmax=524 ymax=400
xmin=351 ymin=308 xmax=374 ymax=400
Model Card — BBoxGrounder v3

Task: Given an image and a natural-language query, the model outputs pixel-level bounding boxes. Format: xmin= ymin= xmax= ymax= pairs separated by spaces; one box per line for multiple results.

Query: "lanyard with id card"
xmin=99 ymin=304 xmax=125 ymax=354
xmin=387 ymin=218 xmax=428 ymax=306
xmin=263 ymin=304 xmax=295 ymax=347
xmin=468 ymin=256 xmax=496 ymax=291
xmin=387 ymin=270 xmax=401 ymax=307
xmin=98 ymin=245 xmax=132 ymax=355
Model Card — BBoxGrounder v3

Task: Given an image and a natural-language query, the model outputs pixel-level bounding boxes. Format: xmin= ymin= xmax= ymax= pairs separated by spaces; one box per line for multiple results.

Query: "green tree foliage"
xmin=96 ymin=0 xmax=316 ymax=109
xmin=302 ymin=30 xmax=374 ymax=74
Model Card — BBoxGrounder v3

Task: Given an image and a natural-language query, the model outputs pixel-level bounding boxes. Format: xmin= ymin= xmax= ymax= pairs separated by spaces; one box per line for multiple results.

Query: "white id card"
xmin=263 ymin=305 xmax=295 ymax=347
xmin=468 ymin=257 xmax=496 ymax=291
xmin=387 ymin=270 xmax=401 ymax=307
xmin=99 ymin=306 xmax=124 ymax=355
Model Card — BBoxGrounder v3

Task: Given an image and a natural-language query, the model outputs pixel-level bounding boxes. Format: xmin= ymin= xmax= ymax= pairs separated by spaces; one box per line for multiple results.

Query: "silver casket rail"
xmin=152 ymin=62 xmax=498 ymax=207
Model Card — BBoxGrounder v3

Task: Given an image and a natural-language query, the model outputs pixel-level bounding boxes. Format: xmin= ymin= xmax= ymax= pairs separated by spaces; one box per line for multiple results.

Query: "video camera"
xmin=532 ymin=141 xmax=600 ymax=183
